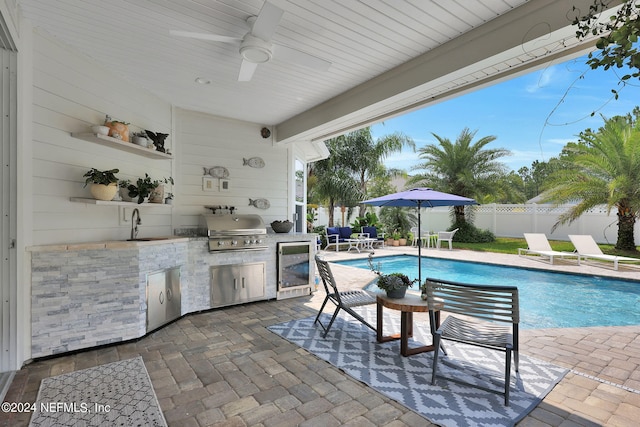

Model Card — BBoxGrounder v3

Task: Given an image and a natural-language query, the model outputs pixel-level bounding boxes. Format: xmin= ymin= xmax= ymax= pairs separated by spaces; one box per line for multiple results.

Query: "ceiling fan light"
xmin=240 ymin=34 xmax=273 ymax=63
xmin=240 ymin=46 xmax=272 ymax=63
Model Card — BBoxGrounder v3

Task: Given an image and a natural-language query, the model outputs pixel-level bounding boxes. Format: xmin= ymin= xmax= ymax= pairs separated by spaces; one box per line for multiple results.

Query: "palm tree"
xmin=336 ymin=128 xmax=415 ymax=217
xmin=408 ymin=127 xmax=510 ymax=225
xmin=308 ymin=127 xmax=414 ymax=225
xmin=541 ymin=113 xmax=640 ymax=251
xmin=307 ymin=139 xmax=363 ymax=227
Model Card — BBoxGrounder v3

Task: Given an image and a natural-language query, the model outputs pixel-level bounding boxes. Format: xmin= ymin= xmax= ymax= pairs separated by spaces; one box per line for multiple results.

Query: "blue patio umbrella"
xmin=362 ymin=188 xmax=477 ymax=295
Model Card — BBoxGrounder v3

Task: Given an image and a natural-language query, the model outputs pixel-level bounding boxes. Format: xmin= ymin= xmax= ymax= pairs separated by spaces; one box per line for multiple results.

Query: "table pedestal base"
xmin=376 ymin=298 xmax=440 ymax=357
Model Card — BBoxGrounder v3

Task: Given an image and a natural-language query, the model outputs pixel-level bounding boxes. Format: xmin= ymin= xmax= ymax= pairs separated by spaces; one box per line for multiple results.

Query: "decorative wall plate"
xmin=249 ymin=198 xmax=270 ymax=209
xmin=207 ymin=166 xmax=229 ymax=178
xmin=243 ymin=157 xmax=265 ymax=168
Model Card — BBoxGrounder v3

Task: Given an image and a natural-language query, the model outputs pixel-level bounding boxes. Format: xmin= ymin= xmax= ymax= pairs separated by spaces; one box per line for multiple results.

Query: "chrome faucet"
xmin=131 ymin=208 xmax=141 ymax=240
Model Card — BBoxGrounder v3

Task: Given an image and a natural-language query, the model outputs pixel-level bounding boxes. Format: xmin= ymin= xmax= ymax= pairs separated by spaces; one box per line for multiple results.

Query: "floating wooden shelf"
xmin=70 ymin=198 xmax=172 ymax=208
xmin=71 ymin=133 xmax=173 ymax=160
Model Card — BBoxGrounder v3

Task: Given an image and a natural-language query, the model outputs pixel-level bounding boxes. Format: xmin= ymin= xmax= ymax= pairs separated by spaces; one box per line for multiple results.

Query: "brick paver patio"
xmin=3 ymin=245 xmax=640 ymax=426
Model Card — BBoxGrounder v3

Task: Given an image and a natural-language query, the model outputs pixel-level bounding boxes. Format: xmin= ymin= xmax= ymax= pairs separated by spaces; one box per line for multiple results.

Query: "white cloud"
xmin=526 ymin=67 xmax=557 ymax=93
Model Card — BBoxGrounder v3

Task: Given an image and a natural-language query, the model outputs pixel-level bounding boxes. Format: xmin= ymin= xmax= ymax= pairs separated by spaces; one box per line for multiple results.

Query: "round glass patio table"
xmin=376 ymin=294 xmax=441 ymax=357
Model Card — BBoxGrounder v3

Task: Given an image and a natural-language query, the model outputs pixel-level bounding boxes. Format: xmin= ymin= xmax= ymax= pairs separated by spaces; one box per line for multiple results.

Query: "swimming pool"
xmin=336 ymin=255 xmax=640 ymax=329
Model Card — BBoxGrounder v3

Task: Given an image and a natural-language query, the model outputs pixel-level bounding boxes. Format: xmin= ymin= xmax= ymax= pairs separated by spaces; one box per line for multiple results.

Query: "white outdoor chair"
xmin=436 ymin=228 xmax=459 ymax=250
xmin=410 ymin=227 xmax=419 ymax=246
xmin=569 ymin=234 xmax=640 ymax=270
xmin=518 ymin=233 xmax=579 ymax=264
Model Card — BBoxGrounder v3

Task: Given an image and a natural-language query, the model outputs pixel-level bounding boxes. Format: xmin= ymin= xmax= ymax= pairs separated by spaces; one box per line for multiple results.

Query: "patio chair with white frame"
xmin=436 ymin=228 xmax=459 ymax=250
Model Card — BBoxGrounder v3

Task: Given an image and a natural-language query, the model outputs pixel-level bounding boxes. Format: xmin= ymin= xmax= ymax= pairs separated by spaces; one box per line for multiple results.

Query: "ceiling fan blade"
xmin=273 ymin=44 xmax=331 ymax=71
xmin=169 ymin=30 xmax=241 ymax=43
xmin=238 ymin=60 xmax=259 ymax=81
xmin=251 ymin=1 xmax=283 ymax=41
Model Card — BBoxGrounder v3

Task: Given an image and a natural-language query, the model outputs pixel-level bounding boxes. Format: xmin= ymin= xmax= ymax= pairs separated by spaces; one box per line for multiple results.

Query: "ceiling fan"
xmin=170 ymin=1 xmax=331 ymax=82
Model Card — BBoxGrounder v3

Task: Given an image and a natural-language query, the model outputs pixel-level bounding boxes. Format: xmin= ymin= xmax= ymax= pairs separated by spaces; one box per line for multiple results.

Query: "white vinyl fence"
xmin=313 ymin=204 xmax=638 ymax=245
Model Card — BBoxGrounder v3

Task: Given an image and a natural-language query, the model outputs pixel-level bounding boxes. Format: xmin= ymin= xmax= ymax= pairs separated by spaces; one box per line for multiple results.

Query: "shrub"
xmin=313 ymin=225 xmax=327 ymax=248
xmin=451 ymin=222 xmax=495 ymax=243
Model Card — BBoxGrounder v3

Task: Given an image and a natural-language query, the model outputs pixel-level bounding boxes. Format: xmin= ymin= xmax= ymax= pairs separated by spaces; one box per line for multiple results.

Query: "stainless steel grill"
xmin=200 ymin=214 xmax=268 ymax=252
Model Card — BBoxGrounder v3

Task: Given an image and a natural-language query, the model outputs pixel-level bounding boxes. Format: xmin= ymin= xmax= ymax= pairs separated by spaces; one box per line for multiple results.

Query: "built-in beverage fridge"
xmin=277 ymin=242 xmax=313 ymax=300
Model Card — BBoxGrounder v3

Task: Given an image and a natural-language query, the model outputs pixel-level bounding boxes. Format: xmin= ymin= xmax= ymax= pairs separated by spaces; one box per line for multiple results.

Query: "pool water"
xmin=336 ymin=255 xmax=640 ymax=329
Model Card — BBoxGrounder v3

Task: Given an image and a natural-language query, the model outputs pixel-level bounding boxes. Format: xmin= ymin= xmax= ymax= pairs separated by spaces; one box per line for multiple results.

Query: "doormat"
xmin=268 ymin=308 xmax=567 ymax=427
xmin=29 ymin=356 xmax=166 ymax=427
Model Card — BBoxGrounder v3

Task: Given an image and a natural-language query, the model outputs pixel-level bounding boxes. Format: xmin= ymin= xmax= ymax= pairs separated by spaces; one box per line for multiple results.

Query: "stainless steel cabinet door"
xmin=147 ymin=271 xmax=166 ymax=332
xmin=147 ymin=267 xmax=182 ymax=332
xmin=210 ymin=262 xmax=265 ymax=307
xmin=166 ymin=267 xmax=181 ymax=323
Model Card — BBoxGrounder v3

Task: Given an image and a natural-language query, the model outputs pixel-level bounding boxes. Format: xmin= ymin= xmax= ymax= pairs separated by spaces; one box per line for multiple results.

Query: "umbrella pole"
xmin=417 ymin=204 xmax=425 ymax=300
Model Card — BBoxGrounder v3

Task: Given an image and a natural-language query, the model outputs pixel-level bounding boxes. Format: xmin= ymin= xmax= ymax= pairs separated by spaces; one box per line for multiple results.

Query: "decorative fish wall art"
xmin=202 ymin=166 xmax=230 ymax=178
xmin=249 ymin=198 xmax=270 ymax=209
xmin=243 ymin=157 xmax=265 ymax=168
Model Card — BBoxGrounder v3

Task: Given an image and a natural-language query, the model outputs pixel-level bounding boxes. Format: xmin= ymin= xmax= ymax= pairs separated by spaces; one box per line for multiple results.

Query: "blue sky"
xmin=371 ymin=54 xmax=640 ymax=173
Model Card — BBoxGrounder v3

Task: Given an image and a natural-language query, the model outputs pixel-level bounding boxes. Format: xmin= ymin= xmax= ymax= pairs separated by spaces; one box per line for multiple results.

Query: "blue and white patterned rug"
xmin=29 ymin=356 xmax=166 ymax=427
xmin=268 ymin=307 xmax=567 ymax=427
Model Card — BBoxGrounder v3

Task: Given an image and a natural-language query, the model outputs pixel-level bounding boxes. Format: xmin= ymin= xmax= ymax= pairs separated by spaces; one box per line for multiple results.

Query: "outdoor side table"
xmin=346 ymin=238 xmax=376 ymax=253
xmin=376 ymin=294 xmax=441 ymax=357
xmin=422 ymin=233 xmax=438 ymax=248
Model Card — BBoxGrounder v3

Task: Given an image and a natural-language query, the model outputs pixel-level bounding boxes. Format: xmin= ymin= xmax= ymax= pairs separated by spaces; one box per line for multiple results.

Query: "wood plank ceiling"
xmin=17 ymin=0 xmax=610 ymax=144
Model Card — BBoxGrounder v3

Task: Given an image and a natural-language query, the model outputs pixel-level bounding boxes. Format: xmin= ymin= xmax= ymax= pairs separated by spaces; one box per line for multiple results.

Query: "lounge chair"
xmin=436 ymin=228 xmax=459 ymax=250
xmin=314 ymin=256 xmax=377 ymax=337
xmin=569 ymin=234 xmax=640 ymax=270
xmin=426 ymin=277 xmax=519 ymax=406
xmin=518 ymin=233 xmax=579 ymax=265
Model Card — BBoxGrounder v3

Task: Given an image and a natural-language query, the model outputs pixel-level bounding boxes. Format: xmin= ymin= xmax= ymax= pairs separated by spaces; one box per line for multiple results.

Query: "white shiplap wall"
xmin=31 ymin=29 xmax=173 ymax=244
xmin=175 ymin=109 xmax=291 ymax=229
xmin=30 ymin=28 xmax=295 ymax=244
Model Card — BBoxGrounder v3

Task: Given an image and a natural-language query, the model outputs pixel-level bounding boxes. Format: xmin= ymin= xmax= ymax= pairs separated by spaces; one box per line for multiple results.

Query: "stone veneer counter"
xmin=27 ymin=233 xmax=316 ymax=358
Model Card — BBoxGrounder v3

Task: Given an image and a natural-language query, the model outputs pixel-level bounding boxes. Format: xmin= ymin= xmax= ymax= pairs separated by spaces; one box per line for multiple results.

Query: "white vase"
xmin=120 ymin=187 xmax=135 ymax=202
xmin=132 ymin=136 xmax=148 ymax=147
xmin=91 ymin=125 xmax=110 ymax=136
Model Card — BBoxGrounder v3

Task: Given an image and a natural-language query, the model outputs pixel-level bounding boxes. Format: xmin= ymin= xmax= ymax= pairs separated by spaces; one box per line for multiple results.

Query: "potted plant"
xmin=368 ymin=255 xmax=415 ymax=298
xmin=384 ymin=227 xmax=395 ymax=246
xmin=104 ymin=115 xmax=130 ymax=142
xmin=164 ymin=193 xmax=174 ymax=205
xmin=398 ymin=231 xmax=408 ymax=246
xmin=406 ymin=231 xmax=414 ymax=246
xmin=130 ymin=131 xmax=148 ymax=147
xmin=392 ymin=231 xmax=401 ymax=246
xmin=118 ymin=179 xmax=135 ymax=202
xmin=125 ymin=173 xmax=157 ymax=204
xmin=83 ymin=168 xmax=119 ymax=201
xmin=149 ymin=176 xmax=173 ymax=204
xmin=379 ymin=206 xmax=415 ymax=246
